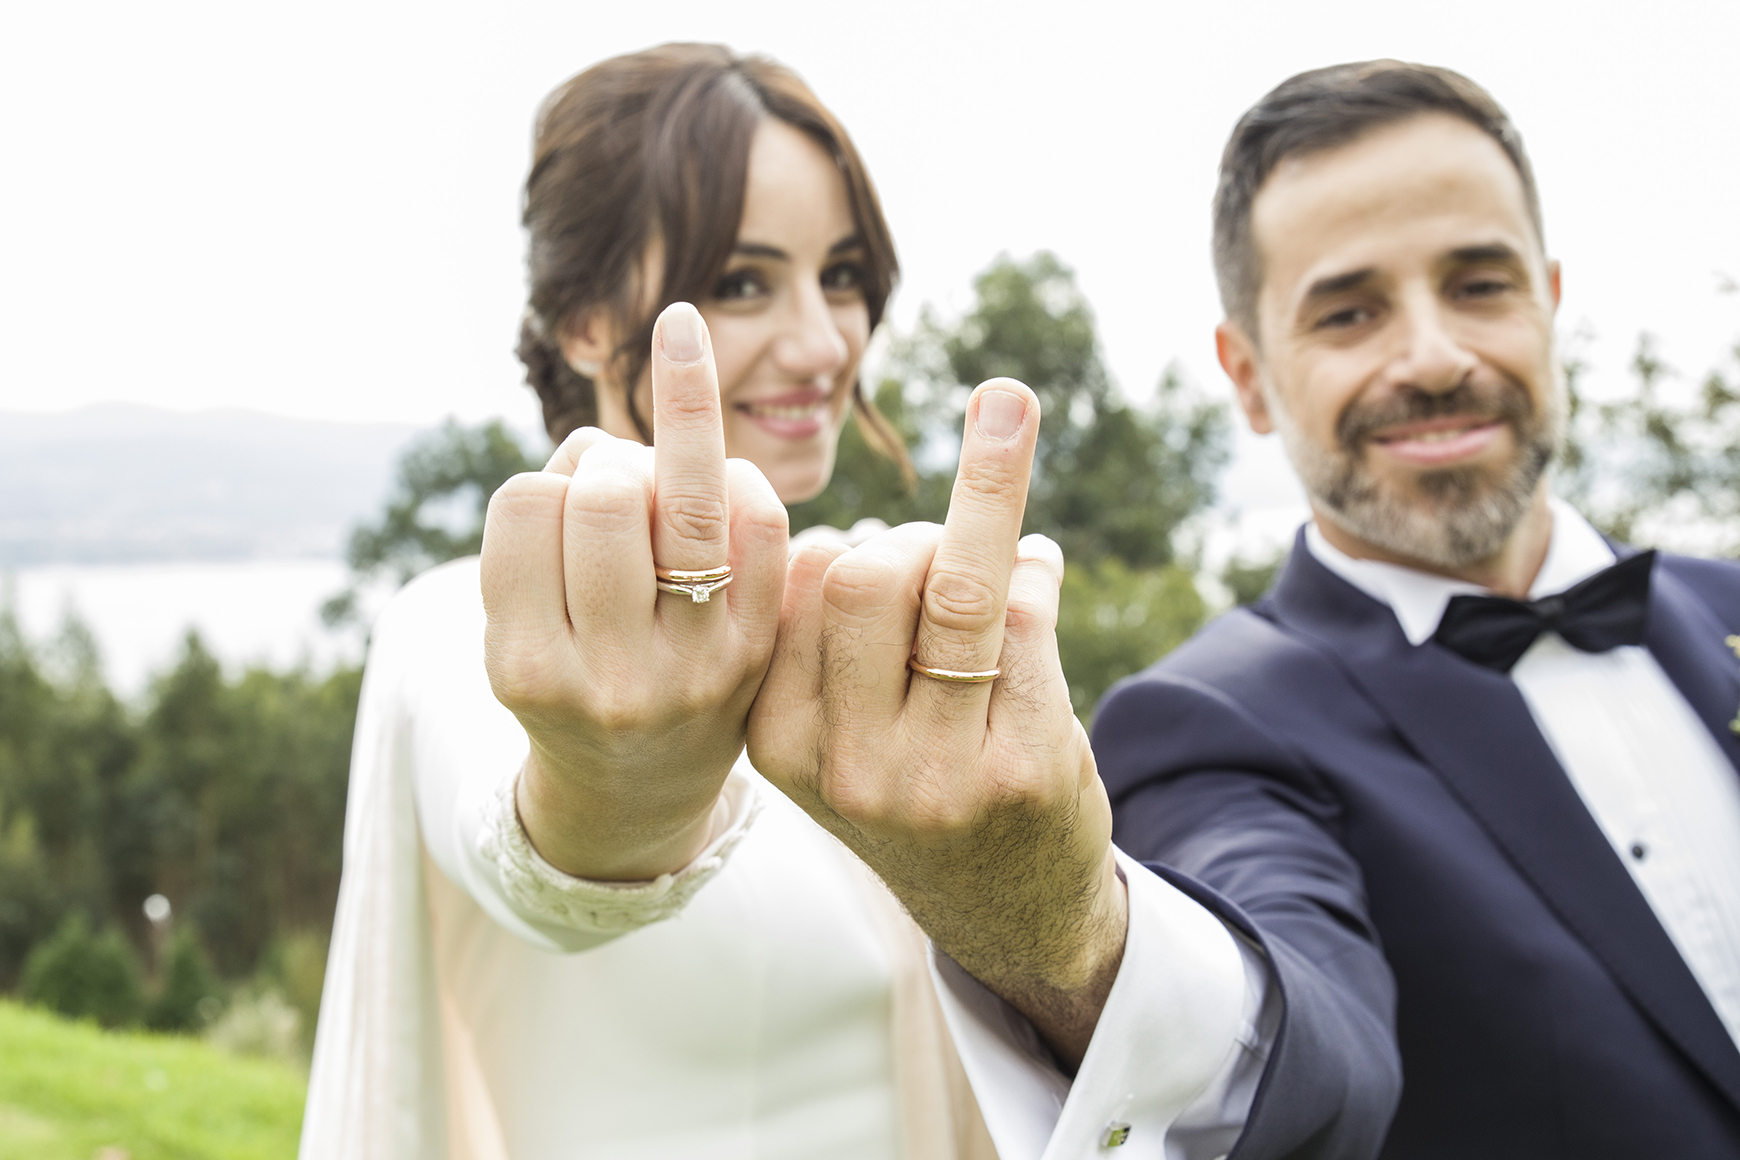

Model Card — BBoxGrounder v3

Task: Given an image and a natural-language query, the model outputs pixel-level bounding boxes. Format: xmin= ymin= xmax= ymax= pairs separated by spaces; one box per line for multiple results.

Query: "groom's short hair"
xmin=1213 ymin=61 xmax=1543 ymax=341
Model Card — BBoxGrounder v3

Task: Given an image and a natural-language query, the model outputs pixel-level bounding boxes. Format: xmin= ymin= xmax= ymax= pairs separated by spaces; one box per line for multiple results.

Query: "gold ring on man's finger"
xmin=907 ymin=656 xmax=1000 ymax=683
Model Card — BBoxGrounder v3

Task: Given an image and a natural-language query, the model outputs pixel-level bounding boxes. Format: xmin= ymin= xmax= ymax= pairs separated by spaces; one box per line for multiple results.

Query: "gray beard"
xmin=1268 ymin=378 xmax=1562 ymax=571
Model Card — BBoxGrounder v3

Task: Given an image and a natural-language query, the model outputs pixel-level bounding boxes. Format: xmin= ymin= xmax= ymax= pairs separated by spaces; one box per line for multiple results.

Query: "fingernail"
xmin=975 ymin=389 xmax=1026 ymax=441
xmin=660 ymin=303 xmax=705 ymax=363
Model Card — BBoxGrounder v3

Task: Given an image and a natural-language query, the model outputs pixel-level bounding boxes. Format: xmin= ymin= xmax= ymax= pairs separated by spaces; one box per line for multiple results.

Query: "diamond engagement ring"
xmin=654 ymin=564 xmax=733 ymax=604
xmin=906 ymin=657 xmax=1000 ymax=683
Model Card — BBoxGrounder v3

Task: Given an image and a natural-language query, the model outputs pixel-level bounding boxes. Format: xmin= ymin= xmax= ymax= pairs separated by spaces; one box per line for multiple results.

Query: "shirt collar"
xmin=1303 ymin=497 xmax=1619 ymax=646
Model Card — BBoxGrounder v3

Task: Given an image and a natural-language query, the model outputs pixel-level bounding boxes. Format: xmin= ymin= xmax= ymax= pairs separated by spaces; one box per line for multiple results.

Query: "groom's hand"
xmin=747 ymin=379 xmax=1126 ymax=1067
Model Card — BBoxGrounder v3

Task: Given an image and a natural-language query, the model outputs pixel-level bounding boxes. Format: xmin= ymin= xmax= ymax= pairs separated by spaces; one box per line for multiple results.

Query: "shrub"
xmin=146 ymin=928 xmax=221 ymax=1032
xmin=20 ymin=912 xmax=144 ymax=1027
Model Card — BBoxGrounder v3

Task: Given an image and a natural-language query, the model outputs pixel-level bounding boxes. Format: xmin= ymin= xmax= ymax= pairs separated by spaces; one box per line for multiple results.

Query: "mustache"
xmin=1337 ymin=378 xmax=1534 ymax=451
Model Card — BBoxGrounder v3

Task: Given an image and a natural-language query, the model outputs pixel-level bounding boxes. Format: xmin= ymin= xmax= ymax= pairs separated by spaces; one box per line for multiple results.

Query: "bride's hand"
xmin=747 ymin=379 xmax=1125 ymax=1067
xmin=480 ymin=302 xmax=788 ymax=880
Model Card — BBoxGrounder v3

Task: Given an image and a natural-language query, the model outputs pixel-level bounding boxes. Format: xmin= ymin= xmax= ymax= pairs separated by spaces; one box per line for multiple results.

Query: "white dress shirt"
xmin=1306 ymin=499 xmax=1740 ymax=1047
xmin=303 ymin=551 xmax=1277 ymax=1160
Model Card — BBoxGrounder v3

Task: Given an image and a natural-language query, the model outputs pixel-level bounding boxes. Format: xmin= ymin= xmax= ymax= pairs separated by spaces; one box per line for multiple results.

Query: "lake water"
xmin=6 ymin=558 xmax=365 ymax=699
xmin=3 ymin=495 xmax=1313 ymax=703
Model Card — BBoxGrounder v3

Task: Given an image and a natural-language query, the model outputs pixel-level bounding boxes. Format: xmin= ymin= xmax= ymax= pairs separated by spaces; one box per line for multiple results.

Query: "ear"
xmin=557 ymin=308 xmax=614 ymax=378
xmin=1546 ymin=259 xmax=1562 ymax=314
xmin=1216 ymin=320 xmax=1274 ymax=435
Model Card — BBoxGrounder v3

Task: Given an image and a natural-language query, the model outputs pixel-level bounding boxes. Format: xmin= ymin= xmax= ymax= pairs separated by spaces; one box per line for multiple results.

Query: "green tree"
xmin=1557 ymin=334 xmax=1740 ymax=550
xmin=21 ymin=912 xmax=144 ymax=1027
xmin=115 ymin=633 xmax=359 ymax=978
xmin=324 ymin=418 xmax=539 ymax=623
xmin=1056 ymin=559 xmax=1208 ymax=718
xmin=937 ymin=253 xmax=1229 ymax=569
xmin=0 ymin=607 xmax=133 ymax=987
xmin=1220 ymin=552 xmax=1286 ymax=607
xmin=146 ymin=927 xmax=221 ymax=1032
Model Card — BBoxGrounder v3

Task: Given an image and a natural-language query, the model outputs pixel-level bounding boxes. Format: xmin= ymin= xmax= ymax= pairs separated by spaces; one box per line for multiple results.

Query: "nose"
xmin=772 ymin=280 xmax=849 ymax=381
xmin=1385 ymin=289 xmax=1478 ymax=395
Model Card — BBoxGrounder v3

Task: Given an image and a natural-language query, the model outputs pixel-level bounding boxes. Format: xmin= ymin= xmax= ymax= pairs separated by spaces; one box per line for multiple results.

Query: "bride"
xmin=301 ymin=42 xmax=1263 ymax=1160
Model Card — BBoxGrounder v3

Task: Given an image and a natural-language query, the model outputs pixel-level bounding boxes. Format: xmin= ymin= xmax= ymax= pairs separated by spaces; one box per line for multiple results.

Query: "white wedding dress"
xmin=300 ymin=543 xmax=1272 ymax=1160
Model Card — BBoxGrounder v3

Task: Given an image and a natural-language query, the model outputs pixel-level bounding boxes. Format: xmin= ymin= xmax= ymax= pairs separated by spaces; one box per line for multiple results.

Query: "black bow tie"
xmin=1430 ymin=550 xmax=1657 ymax=673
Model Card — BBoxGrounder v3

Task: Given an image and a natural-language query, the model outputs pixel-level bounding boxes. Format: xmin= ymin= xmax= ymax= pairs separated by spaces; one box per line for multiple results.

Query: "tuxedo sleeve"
xmin=1094 ymin=671 xmax=1402 ymax=1160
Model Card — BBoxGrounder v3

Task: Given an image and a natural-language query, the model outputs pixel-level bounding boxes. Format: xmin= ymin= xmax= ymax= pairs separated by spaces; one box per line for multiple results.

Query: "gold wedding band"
xmin=907 ymin=657 xmax=1001 ymax=683
xmin=655 ymin=564 xmax=733 ymax=584
xmin=653 ymin=563 xmax=733 ymax=604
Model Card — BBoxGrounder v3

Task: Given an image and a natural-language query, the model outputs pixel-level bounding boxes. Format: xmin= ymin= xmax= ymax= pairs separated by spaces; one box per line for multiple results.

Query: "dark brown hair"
xmin=1212 ymin=60 xmax=1543 ymax=340
xmin=517 ymin=43 xmax=911 ymax=478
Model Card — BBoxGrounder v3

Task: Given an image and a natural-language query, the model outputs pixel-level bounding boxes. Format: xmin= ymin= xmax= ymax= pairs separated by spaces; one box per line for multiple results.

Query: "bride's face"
xmin=595 ymin=119 xmax=872 ymax=505
xmin=700 ymin=120 xmax=871 ymax=504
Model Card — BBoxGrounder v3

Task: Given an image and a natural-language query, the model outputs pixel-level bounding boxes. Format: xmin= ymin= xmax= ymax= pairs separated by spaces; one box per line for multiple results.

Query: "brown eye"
xmin=821 ymin=261 xmax=865 ymax=294
xmin=1318 ymin=305 xmax=1372 ymax=330
xmin=1458 ymin=277 xmax=1511 ymax=298
xmin=713 ymin=269 xmax=767 ymax=301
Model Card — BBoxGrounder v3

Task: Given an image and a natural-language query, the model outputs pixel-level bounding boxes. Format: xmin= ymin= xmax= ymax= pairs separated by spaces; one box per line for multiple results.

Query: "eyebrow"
xmin=1446 ymin=242 xmax=1527 ymax=267
xmin=1299 ymin=242 xmax=1531 ymax=309
xmin=1302 ymin=266 xmax=1378 ymax=304
xmin=731 ymin=234 xmax=864 ymax=261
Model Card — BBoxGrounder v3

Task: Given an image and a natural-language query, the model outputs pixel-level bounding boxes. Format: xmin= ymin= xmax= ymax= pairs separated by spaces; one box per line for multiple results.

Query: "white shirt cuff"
xmin=931 ymin=847 xmax=1272 ymax=1159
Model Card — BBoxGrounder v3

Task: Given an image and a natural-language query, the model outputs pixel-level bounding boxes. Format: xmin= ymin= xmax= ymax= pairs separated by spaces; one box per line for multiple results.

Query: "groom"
xmin=1095 ymin=61 xmax=1740 ymax=1155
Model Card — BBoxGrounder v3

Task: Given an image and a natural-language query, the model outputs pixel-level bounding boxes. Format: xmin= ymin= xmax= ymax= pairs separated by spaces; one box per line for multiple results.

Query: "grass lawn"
xmin=0 ymin=1001 xmax=305 ymax=1160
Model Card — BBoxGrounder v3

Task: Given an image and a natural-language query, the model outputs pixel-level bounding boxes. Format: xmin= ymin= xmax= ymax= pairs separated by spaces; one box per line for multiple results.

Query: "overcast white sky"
xmin=4 ymin=0 xmax=1737 ymax=514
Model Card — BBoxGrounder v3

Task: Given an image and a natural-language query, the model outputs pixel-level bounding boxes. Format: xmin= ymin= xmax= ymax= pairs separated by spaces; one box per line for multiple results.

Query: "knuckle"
xmin=923 ymin=568 xmax=1001 ymax=632
xmin=490 ymin=470 xmax=541 ymax=501
xmin=584 ymin=687 xmax=651 ymax=737
xmin=485 ymin=642 xmax=564 ymax=712
xmin=815 ymin=773 xmax=879 ymax=825
xmin=954 ymin=454 xmax=1020 ymax=503
xmin=791 ymin=541 xmax=848 ymax=585
xmin=661 ymin=492 xmax=729 ymax=544
xmin=732 ymin=491 xmax=789 ymax=545
xmin=566 ymin=474 xmax=648 ymax=535
xmin=658 ymin=385 xmax=719 ymax=424
xmin=488 ymin=473 xmax=562 ymax=518
xmin=821 ymin=553 xmax=901 ymax=621
xmin=1002 ymin=594 xmax=1054 ymax=639
xmin=813 ymin=749 xmax=977 ymax=843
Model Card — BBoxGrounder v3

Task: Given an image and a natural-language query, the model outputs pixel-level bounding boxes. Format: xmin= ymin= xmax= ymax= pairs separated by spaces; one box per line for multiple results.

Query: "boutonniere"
xmin=1726 ymin=635 xmax=1740 ymax=735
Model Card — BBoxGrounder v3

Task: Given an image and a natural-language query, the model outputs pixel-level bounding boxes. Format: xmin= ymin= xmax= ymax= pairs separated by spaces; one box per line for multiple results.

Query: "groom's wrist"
xmin=922 ymin=845 xmax=1129 ymax=1070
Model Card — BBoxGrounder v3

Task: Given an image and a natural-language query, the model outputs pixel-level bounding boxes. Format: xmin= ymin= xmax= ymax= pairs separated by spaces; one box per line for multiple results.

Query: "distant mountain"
xmin=0 ymin=405 xmax=425 ymax=566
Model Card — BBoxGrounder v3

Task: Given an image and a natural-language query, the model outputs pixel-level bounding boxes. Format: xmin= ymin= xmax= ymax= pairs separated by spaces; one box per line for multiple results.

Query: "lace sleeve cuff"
xmin=475 ymin=766 xmax=762 ymax=935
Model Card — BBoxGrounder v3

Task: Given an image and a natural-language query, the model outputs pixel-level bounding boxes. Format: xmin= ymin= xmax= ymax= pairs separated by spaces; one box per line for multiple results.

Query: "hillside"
xmin=0 ymin=405 xmax=421 ymax=566
xmin=0 ymin=1001 xmax=304 ymax=1160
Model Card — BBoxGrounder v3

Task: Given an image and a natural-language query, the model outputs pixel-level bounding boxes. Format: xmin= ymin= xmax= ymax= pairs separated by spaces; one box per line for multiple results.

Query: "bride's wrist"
xmin=515 ymin=747 xmax=726 ymax=881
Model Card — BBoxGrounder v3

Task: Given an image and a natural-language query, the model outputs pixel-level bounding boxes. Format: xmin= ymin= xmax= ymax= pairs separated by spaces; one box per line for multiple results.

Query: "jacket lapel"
xmin=1646 ymin=565 xmax=1740 ymax=775
xmin=1266 ymin=535 xmax=1740 ymax=1112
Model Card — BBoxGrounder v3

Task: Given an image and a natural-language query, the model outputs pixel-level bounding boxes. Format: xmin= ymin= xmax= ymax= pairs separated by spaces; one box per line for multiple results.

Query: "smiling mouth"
xmin=739 ymin=401 xmax=826 ymax=421
xmin=1367 ymin=417 xmax=1505 ymax=465
xmin=1372 ymin=418 xmax=1500 ymax=442
xmin=734 ymin=392 xmax=833 ymax=439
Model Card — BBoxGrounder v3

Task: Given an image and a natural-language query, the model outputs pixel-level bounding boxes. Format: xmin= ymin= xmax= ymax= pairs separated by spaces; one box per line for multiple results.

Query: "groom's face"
xmin=1218 ymin=112 xmax=1563 ymax=568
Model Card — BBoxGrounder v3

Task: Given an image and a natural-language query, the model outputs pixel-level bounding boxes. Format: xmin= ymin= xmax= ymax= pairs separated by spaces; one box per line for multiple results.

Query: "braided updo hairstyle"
xmin=517 ymin=43 xmax=911 ymax=475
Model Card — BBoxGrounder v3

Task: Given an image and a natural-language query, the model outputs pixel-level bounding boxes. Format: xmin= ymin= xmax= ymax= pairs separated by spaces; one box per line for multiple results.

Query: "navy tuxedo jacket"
xmin=1094 ymin=535 xmax=1740 ymax=1159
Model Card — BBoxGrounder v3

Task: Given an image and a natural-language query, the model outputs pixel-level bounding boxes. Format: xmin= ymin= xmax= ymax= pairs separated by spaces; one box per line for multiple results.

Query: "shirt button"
xmin=1630 ymin=842 xmax=1648 ymax=861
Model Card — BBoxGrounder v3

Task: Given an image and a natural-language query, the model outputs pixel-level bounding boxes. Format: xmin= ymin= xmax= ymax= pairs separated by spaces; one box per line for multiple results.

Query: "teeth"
xmin=745 ymin=403 xmax=821 ymax=420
